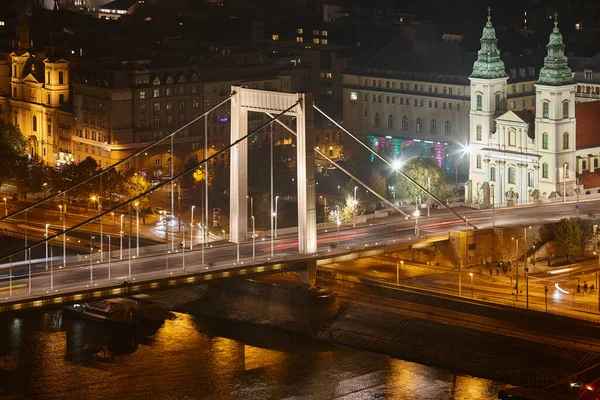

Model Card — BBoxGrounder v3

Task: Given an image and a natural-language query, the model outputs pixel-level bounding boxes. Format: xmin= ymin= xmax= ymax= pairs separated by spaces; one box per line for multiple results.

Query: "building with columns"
xmin=0 ymin=2 xmax=74 ymax=166
xmin=467 ymin=12 xmax=600 ymax=206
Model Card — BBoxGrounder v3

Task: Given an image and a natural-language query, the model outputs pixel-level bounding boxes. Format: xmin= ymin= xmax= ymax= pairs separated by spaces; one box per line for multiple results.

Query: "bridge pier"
xmin=299 ymin=260 xmax=317 ymax=288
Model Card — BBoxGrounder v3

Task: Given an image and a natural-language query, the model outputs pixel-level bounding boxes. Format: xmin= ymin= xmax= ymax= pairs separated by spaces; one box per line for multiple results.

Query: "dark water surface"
xmin=0 ymin=311 xmax=510 ymax=399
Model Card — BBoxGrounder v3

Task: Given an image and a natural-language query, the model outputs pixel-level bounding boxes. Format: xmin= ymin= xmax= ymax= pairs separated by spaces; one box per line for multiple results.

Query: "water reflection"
xmin=0 ymin=310 xmax=510 ymax=399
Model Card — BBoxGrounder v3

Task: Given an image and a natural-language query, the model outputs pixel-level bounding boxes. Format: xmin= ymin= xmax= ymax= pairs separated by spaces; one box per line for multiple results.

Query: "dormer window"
xmin=585 ymin=69 xmax=594 ymax=80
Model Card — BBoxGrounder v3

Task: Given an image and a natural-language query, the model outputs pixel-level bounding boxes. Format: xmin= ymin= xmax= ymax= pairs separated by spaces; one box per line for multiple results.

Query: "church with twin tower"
xmin=467 ymin=10 xmax=586 ymax=206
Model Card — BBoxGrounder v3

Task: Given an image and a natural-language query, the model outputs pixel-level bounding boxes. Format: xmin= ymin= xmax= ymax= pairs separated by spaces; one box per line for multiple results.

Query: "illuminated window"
xmin=296 ymin=37 xmax=303 ymax=42
xmin=313 ymin=38 xmax=319 ymax=44
xmin=139 ymin=91 xmax=146 ymax=99
xmin=539 ymin=133 xmax=548 ymax=149
xmin=312 ymin=30 xmax=319 ymax=35
xmin=542 ymin=163 xmax=548 ymax=178
xmin=297 ymin=28 xmax=303 ymax=34
xmin=321 ymin=39 xmax=328 ymax=44
xmin=272 ymin=35 xmax=279 ymax=41
xmin=350 ymin=91 xmax=357 ymax=100
xmin=508 ymin=167 xmax=516 ymax=184
xmin=322 ymin=30 xmax=328 ymax=36
xmin=0 ymin=21 xmax=5 ymax=26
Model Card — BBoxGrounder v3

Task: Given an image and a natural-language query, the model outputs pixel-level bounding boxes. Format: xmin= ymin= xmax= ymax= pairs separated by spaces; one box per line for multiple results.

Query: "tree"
xmin=369 ymin=170 xmax=387 ymax=198
xmin=122 ymin=174 xmax=152 ymax=209
xmin=328 ymin=195 xmax=358 ymax=223
xmin=392 ymin=156 xmax=447 ymax=203
xmin=553 ymin=218 xmax=583 ymax=259
xmin=0 ymin=119 xmax=27 ymax=188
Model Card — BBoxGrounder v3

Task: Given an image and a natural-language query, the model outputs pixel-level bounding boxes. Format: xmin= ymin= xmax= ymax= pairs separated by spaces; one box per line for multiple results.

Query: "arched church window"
xmin=373 ymin=113 xmax=380 ymax=128
xmin=476 ymin=125 xmax=482 ymax=141
xmin=476 ymin=94 xmax=482 ymax=111
xmin=562 ymin=101 xmax=569 ymax=119
xmin=32 ymin=115 xmax=37 ymax=132
xmin=495 ymin=93 xmax=501 ymax=110
xmin=542 ymin=133 xmax=548 ymax=149
xmin=563 ymin=132 xmax=569 ymax=149
xmin=542 ymin=163 xmax=548 ymax=179
xmin=508 ymin=129 xmax=516 ymax=147
xmin=542 ymin=101 xmax=549 ymax=118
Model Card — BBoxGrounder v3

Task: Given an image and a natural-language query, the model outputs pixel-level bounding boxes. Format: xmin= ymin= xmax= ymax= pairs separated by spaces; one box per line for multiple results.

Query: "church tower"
xmin=534 ymin=14 xmax=576 ymax=200
xmin=467 ymin=8 xmax=508 ymax=204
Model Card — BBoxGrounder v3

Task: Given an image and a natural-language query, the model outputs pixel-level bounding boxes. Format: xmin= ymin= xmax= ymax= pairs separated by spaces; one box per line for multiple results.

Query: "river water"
xmin=0 ymin=310 xmax=510 ymax=400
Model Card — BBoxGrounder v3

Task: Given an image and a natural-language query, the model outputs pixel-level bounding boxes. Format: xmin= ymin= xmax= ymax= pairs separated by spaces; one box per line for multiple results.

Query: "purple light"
xmin=219 ymin=115 xmax=228 ymax=122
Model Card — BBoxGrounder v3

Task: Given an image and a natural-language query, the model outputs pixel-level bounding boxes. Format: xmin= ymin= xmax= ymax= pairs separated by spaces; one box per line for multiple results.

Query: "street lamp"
xmin=251 ymin=215 xmax=256 ymax=260
xmin=413 ymin=210 xmax=420 ymax=236
xmin=107 ymin=235 xmax=111 ymax=282
xmin=190 ymin=205 xmax=195 ymax=250
xmin=563 ymin=162 xmax=568 ymax=202
xmin=120 ymin=214 xmax=125 ymax=260
xmin=336 ymin=204 xmax=341 ymax=246
xmin=427 ymin=176 xmax=431 ymax=217
xmin=512 ymin=236 xmax=520 ymax=300
xmin=491 ymin=184 xmax=495 ymax=227
xmin=45 ymin=223 xmax=49 ymax=271
xmin=3 ymin=197 xmax=6 ymax=217
xmin=274 ymin=195 xmax=279 ymax=239
xmin=353 ymin=186 xmax=358 ymax=228
xmin=59 ymin=204 xmax=66 ymax=268
xmin=469 ymin=272 xmax=474 ymax=298
xmin=135 ymin=201 xmax=139 ymax=257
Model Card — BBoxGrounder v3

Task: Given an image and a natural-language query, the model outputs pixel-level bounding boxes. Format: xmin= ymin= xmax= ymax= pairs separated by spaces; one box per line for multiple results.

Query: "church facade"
xmin=467 ymin=12 xmax=600 ymax=206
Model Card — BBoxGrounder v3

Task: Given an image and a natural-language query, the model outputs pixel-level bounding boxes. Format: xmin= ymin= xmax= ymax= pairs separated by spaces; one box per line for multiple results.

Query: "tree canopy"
xmin=391 ymin=156 xmax=447 ymax=203
xmin=553 ymin=218 xmax=583 ymax=258
xmin=0 ymin=119 xmax=27 ymax=188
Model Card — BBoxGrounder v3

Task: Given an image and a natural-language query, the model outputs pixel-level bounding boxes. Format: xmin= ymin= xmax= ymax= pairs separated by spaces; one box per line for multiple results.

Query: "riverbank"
xmin=148 ymin=279 xmax=594 ymax=390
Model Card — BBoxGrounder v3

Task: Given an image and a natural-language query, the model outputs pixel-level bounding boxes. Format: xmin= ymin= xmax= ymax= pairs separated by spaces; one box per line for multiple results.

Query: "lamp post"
xmin=596 ymin=251 xmax=600 ymax=311
xmin=469 ymin=272 xmax=474 ymax=298
xmin=491 ymin=184 xmax=495 ymax=227
xmin=513 ymin=236 xmax=519 ymax=300
xmin=563 ymin=162 xmax=568 ymax=202
xmin=353 ymin=186 xmax=358 ymax=228
xmin=107 ymin=235 xmax=111 ymax=282
xmin=427 ymin=176 xmax=431 ymax=217
xmin=45 ymin=223 xmax=49 ymax=271
xmin=60 ymin=205 xmax=66 ymax=268
xmin=182 ymin=225 xmax=185 ymax=271
xmin=576 ymin=177 xmax=580 ymax=217
xmin=336 ymin=205 xmax=341 ymax=245
xmin=135 ymin=201 xmax=139 ymax=257
xmin=251 ymin=216 xmax=256 ymax=260
xmin=414 ymin=210 xmax=420 ymax=236
xmin=3 ymin=197 xmax=6 ymax=216
xmin=190 ymin=205 xmax=195 ymax=250
xmin=120 ymin=214 xmax=124 ymax=260
xmin=274 ymin=195 xmax=279 ymax=239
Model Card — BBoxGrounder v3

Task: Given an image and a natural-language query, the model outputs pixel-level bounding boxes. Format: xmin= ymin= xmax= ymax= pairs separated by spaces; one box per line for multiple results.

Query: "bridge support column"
xmin=300 ymin=260 xmax=317 ymax=288
xmin=296 ymin=93 xmax=316 ymax=255
xmin=229 ymin=90 xmax=248 ymax=244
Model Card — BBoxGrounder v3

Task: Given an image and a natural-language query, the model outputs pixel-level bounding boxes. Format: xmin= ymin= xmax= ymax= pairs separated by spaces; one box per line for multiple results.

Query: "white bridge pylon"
xmin=229 ymin=86 xmax=316 ymax=255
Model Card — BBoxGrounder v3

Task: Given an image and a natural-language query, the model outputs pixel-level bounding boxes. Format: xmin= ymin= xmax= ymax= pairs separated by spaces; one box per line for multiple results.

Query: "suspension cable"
xmin=0 ymin=99 xmax=301 ymax=263
xmin=312 ymin=104 xmax=476 ymax=230
xmin=0 ymin=93 xmax=236 ymax=222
